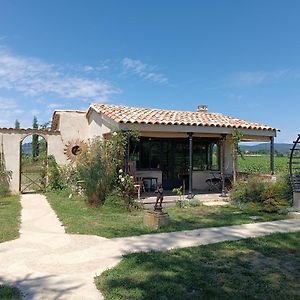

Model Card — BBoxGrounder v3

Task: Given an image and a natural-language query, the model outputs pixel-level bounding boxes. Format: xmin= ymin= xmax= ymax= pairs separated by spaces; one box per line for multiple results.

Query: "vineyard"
xmin=238 ymin=155 xmax=289 ymax=173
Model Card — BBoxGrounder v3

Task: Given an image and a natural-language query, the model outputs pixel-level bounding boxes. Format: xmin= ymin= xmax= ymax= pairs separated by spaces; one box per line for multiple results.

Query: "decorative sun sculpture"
xmin=64 ymin=139 xmax=87 ymax=162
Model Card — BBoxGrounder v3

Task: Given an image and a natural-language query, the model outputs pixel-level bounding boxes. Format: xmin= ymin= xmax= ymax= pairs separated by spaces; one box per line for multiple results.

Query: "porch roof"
xmin=88 ymin=103 xmax=277 ymax=132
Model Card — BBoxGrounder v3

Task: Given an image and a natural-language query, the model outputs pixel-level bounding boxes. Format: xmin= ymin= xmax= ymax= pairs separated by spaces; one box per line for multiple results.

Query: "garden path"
xmin=0 ymin=194 xmax=300 ymax=300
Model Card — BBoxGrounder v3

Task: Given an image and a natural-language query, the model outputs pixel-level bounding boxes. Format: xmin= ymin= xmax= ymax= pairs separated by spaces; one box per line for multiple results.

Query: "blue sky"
xmin=0 ymin=0 xmax=299 ymax=142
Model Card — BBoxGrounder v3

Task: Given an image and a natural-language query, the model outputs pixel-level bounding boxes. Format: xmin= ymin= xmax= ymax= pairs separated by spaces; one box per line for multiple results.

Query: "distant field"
xmin=238 ymin=155 xmax=289 ymax=173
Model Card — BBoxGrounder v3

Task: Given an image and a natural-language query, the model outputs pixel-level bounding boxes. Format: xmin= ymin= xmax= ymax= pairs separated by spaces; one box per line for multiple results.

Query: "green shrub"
xmin=230 ymin=173 xmax=292 ymax=213
xmin=230 ymin=180 xmax=247 ymax=203
xmin=104 ymin=189 xmax=126 ymax=211
xmin=77 ymin=138 xmax=115 ymax=206
xmin=116 ymin=170 xmax=135 ymax=208
xmin=0 ymin=145 xmax=12 ymax=196
xmin=261 ymin=174 xmax=292 ymax=212
xmin=47 ymin=155 xmax=65 ymax=190
xmin=59 ymin=163 xmax=80 ymax=190
xmin=245 ymin=176 xmax=266 ymax=202
xmin=0 ymin=183 xmax=10 ymax=196
xmin=189 ymin=199 xmax=201 ymax=207
xmin=76 ymin=130 xmax=139 ymax=207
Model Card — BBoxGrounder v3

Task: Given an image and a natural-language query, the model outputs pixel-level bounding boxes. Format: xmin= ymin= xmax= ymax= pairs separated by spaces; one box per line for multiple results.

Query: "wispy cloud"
xmin=0 ymin=97 xmax=19 ymax=109
xmin=0 ymin=48 xmax=120 ymax=102
xmin=224 ymin=69 xmax=293 ymax=87
xmin=47 ymin=102 xmax=65 ymax=109
xmin=0 ymin=97 xmax=24 ymax=127
xmin=122 ymin=57 xmax=168 ymax=84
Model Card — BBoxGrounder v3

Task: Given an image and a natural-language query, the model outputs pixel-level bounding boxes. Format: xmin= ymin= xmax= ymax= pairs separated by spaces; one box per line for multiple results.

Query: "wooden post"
xmin=188 ymin=132 xmax=193 ymax=199
xmin=270 ymin=136 xmax=275 ymax=175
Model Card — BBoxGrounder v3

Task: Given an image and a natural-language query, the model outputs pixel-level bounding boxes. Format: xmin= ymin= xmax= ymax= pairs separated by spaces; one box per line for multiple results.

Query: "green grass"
xmin=238 ymin=155 xmax=289 ymax=173
xmin=96 ymin=231 xmax=300 ymax=300
xmin=46 ymin=191 xmax=287 ymax=238
xmin=0 ymin=285 xmax=22 ymax=300
xmin=0 ymin=195 xmax=21 ymax=243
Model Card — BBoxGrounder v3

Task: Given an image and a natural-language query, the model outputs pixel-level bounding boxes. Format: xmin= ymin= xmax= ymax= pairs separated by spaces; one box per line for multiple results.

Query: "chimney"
xmin=197 ymin=105 xmax=208 ymax=112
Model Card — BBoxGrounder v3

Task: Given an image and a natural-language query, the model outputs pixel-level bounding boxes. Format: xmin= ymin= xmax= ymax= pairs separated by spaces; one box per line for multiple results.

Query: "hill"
xmin=240 ymin=143 xmax=292 ymax=154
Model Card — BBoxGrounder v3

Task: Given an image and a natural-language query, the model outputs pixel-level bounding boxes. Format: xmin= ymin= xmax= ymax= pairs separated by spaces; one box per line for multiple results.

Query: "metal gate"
xmin=20 ymin=168 xmax=47 ymax=193
xmin=19 ymin=137 xmax=47 ymax=193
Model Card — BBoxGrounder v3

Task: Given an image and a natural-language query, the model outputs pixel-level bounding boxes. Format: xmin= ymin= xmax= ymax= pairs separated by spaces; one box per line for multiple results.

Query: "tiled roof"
xmin=90 ymin=104 xmax=276 ymax=131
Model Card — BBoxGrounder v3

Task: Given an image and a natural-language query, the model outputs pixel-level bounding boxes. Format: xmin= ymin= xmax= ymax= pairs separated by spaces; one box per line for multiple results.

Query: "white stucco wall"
xmin=47 ymin=135 xmax=67 ymax=165
xmin=56 ymin=111 xmax=89 ymax=142
xmin=87 ymin=110 xmax=115 ymax=139
xmin=1 ymin=132 xmax=21 ymax=194
xmin=0 ymin=130 xmax=63 ymax=193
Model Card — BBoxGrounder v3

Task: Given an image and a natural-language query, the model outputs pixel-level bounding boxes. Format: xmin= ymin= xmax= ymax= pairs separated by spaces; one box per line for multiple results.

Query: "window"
xmin=133 ymin=137 xmax=220 ymax=171
xmin=211 ymin=143 xmax=220 ymax=170
xmin=193 ymin=140 xmax=220 ymax=171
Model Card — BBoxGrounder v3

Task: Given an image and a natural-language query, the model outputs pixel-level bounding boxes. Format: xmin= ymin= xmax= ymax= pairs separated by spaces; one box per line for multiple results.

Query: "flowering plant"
xmin=117 ymin=170 xmax=135 ymax=207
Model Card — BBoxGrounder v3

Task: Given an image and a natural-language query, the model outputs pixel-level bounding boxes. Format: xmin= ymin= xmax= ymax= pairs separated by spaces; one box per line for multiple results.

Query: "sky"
xmin=0 ymin=0 xmax=299 ymax=142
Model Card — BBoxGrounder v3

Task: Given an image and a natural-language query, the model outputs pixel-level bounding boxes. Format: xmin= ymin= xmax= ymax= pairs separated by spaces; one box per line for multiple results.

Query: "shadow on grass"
xmin=96 ymin=232 xmax=300 ymax=300
xmin=0 ymin=274 xmax=83 ymax=300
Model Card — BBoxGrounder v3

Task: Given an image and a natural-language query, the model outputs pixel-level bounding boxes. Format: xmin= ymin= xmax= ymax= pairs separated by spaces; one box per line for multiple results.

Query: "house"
xmin=0 ymin=103 xmax=277 ymax=193
xmin=51 ymin=103 xmax=277 ymax=196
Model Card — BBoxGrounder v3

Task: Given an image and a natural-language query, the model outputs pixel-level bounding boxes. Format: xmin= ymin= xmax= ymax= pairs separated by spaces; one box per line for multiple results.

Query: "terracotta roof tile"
xmin=90 ymin=104 xmax=276 ymax=131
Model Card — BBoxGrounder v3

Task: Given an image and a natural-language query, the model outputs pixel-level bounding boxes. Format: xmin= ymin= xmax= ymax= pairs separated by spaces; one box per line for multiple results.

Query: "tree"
xmin=232 ymin=129 xmax=243 ymax=183
xmin=14 ymin=119 xmax=20 ymax=129
xmin=32 ymin=116 xmax=39 ymax=161
xmin=39 ymin=121 xmax=51 ymax=130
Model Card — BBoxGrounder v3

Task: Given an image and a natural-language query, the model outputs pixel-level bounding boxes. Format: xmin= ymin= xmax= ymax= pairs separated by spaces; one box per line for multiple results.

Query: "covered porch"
xmin=92 ymin=103 xmax=278 ymax=199
xmin=125 ymin=130 xmax=276 ymax=198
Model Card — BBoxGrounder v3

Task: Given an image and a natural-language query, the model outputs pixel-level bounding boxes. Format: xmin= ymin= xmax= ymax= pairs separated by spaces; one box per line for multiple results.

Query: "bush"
xmin=117 ymin=170 xmax=135 ymax=208
xmin=230 ymin=174 xmax=292 ymax=213
xmin=0 ymin=148 xmax=12 ymax=196
xmin=188 ymin=199 xmax=201 ymax=207
xmin=59 ymin=164 xmax=80 ymax=190
xmin=77 ymin=138 xmax=115 ymax=206
xmin=76 ymin=130 xmax=139 ymax=207
xmin=104 ymin=189 xmax=126 ymax=211
xmin=261 ymin=174 xmax=292 ymax=212
xmin=47 ymin=155 xmax=65 ymax=190
xmin=230 ymin=180 xmax=247 ymax=203
xmin=0 ymin=183 xmax=10 ymax=197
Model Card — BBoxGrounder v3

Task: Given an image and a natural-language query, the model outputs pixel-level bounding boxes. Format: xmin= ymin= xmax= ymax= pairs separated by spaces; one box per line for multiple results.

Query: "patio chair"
xmin=206 ymin=172 xmax=232 ymax=192
xmin=128 ymin=161 xmax=145 ymax=199
xmin=206 ymin=172 xmax=222 ymax=192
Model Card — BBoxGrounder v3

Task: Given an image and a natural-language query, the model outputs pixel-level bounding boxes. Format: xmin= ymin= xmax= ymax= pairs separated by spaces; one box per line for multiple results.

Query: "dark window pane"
xmin=193 ymin=142 xmax=207 ymax=170
xmin=150 ymin=140 xmax=160 ymax=169
xmin=140 ymin=139 xmax=150 ymax=168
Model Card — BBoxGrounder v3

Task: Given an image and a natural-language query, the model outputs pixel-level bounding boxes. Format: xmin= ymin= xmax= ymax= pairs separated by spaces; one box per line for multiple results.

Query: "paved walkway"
xmin=0 ymin=194 xmax=300 ymax=300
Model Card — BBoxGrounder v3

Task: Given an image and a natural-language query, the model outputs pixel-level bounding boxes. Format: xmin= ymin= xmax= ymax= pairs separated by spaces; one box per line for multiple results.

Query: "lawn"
xmin=96 ymin=231 xmax=300 ymax=300
xmin=0 ymin=285 xmax=22 ymax=300
xmin=0 ymin=195 xmax=21 ymax=243
xmin=46 ymin=191 xmax=287 ymax=238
